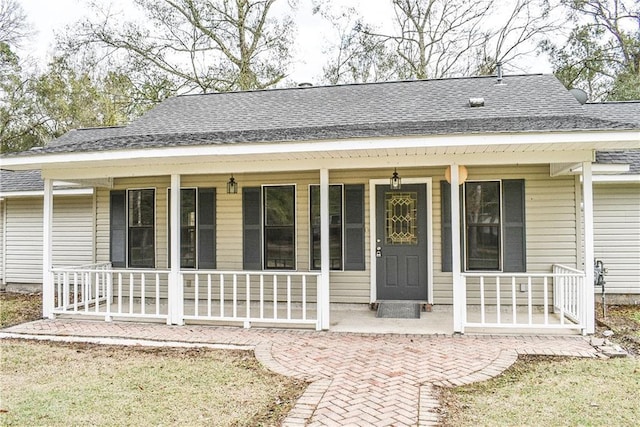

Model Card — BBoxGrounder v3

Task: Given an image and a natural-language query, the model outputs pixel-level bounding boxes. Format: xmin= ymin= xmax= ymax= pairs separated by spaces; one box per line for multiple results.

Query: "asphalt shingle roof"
xmin=6 ymin=74 xmax=638 ymax=158
xmin=0 ymin=169 xmax=43 ymax=192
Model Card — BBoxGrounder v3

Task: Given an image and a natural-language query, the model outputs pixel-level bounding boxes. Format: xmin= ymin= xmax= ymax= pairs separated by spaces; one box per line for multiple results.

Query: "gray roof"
xmin=5 ymin=74 xmax=638 ymax=158
xmin=596 ymin=150 xmax=640 ymax=174
xmin=0 ymin=169 xmax=43 ymax=192
xmin=585 ymin=102 xmax=640 ymax=174
xmin=46 ymin=126 xmax=127 ymax=147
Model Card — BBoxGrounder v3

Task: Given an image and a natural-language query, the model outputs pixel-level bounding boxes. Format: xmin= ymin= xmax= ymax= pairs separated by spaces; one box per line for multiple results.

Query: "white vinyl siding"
xmin=96 ymin=165 xmax=580 ymax=305
xmin=4 ymin=196 xmax=94 ymax=284
xmin=594 ymin=183 xmax=640 ymax=294
xmin=0 ymin=200 xmax=5 ymax=284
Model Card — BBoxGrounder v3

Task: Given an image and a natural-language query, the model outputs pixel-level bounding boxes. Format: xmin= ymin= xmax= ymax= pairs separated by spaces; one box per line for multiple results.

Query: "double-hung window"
xmin=263 ymin=185 xmax=296 ymax=269
xmin=310 ymin=185 xmax=343 ymax=270
xmin=441 ymin=179 xmax=526 ymax=272
xmin=308 ymin=184 xmax=366 ymax=271
xmin=110 ymin=188 xmax=156 ymax=269
xmin=168 ymin=188 xmax=216 ymax=269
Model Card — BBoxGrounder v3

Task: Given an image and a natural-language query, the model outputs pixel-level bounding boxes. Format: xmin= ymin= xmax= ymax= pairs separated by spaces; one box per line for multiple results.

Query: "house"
xmin=581 ymin=102 xmax=640 ymax=304
xmin=0 ymin=170 xmax=94 ymax=291
xmin=1 ymin=73 xmax=638 ymax=334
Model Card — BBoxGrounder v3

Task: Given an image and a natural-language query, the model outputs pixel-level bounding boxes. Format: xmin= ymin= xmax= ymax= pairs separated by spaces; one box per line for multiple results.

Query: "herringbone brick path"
xmin=2 ymin=320 xmax=598 ymax=426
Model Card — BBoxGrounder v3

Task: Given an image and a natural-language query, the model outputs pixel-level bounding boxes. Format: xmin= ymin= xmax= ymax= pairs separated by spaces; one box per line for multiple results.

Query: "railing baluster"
xmin=155 ymin=273 xmax=160 ymax=316
xmin=245 ymin=273 xmax=251 ymax=326
xmin=511 ymin=276 xmax=517 ymax=325
xmin=302 ymin=275 xmax=307 ymax=321
xmin=129 ymin=273 xmax=134 ymax=314
xmin=260 ymin=275 xmax=264 ymax=319
xmin=233 ymin=274 xmax=238 ymax=319
xmin=194 ymin=274 xmax=199 ymax=317
xmin=117 ymin=273 xmax=122 ymax=315
xmin=273 ymin=275 xmax=278 ymax=320
xmin=207 ymin=274 xmax=212 ymax=317
xmin=140 ymin=273 xmax=146 ymax=315
xmin=496 ymin=276 xmax=501 ymax=324
xmin=543 ymin=276 xmax=549 ymax=325
xmin=480 ymin=276 xmax=485 ymax=325
xmin=527 ymin=276 xmax=533 ymax=326
xmin=95 ymin=272 xmax=100 ymax=313
xmin=73 ymin=272 xmax=78 ymax=312
xmin=220 ymin=274 xmax=225 ymax=318
xmin=287 ymin=275 xmax=292 ymax=320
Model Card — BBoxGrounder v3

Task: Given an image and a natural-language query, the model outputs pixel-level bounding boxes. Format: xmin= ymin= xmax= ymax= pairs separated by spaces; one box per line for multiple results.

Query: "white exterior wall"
xmin=4 ymin=195 xmax=94 ymax=284
xmin=594 ymin=183 xmax=640 ymax=295
xmin=95 ymin=165 xmax=579 ymax=305
xmin=0 ymin=199 xmax=4 ymax=285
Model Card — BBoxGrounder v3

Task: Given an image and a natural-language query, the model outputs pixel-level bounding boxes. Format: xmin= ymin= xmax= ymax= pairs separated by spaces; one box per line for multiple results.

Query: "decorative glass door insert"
xmin=385 ymin=192 xmax=418 ymax=245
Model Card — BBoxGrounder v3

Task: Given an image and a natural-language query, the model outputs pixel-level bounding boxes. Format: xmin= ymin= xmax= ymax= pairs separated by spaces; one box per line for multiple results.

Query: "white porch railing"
xmin=51 ymin=266 xmax=322 ymax=329
xmin=461 ymin=264 xmax=586 ymax=333
xmin=52 ymin=264 xmax=170 ymax=322
xmin=181 ymin=271 xmax=322 ymax=330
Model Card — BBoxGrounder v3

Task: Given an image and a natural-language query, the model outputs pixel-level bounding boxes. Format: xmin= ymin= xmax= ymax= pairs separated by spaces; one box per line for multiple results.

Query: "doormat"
xmin=376 ymin=302 xmax=421 ymax=319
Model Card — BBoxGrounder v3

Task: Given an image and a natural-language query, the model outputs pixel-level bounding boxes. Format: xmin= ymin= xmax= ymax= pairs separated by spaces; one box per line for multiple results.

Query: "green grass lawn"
xmin=0 ymin=292 xmax=305 ymax=426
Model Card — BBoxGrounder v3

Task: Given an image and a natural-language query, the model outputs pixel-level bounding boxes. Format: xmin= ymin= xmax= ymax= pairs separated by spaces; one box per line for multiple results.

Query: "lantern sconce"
xmin=390 ymin=168 xmax=402 ymax=190
xmin=227 ymin=174 xmax=238 ymax=194
xmin=445 ymin=165 xmax=468 ymax=185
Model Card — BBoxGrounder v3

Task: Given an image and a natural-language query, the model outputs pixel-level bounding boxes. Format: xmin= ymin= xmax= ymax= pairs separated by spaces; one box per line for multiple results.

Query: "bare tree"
xmin=319 ymin=0 xmax=560 ymax=84
xmin=64 ymin=0 xmax=296 ymax=94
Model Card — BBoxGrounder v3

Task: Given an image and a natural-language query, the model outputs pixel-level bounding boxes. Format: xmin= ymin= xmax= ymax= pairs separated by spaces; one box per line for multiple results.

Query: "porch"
xmin=50 ymin=263 xmax=589 ymax=334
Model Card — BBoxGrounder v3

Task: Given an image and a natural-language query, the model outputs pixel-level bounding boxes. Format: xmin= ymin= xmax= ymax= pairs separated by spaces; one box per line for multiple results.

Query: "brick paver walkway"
xmin=1 ymin=320 xmax=598 ymax=426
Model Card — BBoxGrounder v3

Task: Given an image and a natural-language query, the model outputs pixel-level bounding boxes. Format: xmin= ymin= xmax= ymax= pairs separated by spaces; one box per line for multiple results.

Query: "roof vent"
xmin=495 ymin=61 xmax=506 ymax=85
xmin=569 ymin=88 xmax=588 ymax=105
xmin=469 ymin=97 xmax=485 ymax=107
xmin=297 ymin=82 xmax=313 ymax=88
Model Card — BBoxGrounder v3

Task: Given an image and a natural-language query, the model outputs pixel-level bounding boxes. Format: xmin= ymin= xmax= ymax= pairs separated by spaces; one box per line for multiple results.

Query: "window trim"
xmin=463 ymin=180 xmax=503 ymax=272
xmin=262 ymin=184 xmax=297 ymax=271
xmin=126 ymin=187 xmax=157 ymax=269
xmin=308 ymin=183 xmax=345 ymax=271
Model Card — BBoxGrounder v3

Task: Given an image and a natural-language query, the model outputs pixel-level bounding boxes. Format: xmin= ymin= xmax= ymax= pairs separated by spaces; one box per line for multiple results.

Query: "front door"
xmin=376 ymin=184 xmax=428 ymax=300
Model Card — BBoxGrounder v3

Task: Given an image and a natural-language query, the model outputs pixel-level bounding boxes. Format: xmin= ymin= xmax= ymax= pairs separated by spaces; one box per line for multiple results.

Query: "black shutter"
xmin=198 ymin=188 xmax=216 ymax=269
xmin=502 ymin=179 xmax=526 ymax=272
xmin=344 ymin=184 xmax=365 ymax=271
xmin=110 ymin=190 xmax=126 ymax=268
xmin=243 ymin=187 xmax=262 ymax=270
xmin=441 ymin=181 xmax=452 ymax=272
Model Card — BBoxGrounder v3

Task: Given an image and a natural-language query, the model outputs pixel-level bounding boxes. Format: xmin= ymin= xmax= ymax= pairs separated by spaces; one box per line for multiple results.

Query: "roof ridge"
xmin=176 ymin=73 xmax=549 ymax=98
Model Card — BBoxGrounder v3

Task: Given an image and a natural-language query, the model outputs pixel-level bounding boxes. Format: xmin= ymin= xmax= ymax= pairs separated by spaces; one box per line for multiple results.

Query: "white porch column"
xmin=450 ymin=165 xmax=465 ymax=333
xmin=169 ymin=174 xmax=183 ymax=325
xmin=319 ymin=168 xmax=330 ymax=330
xmin=42 ymin=178 xmax=54 ymax=319
xmin=582 ymin=161 xmax=595 ymax=334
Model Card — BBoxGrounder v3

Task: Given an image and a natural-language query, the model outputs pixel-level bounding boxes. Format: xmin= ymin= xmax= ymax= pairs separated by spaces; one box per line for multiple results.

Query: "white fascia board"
xmin=571 ymin=164 xmax=630 ymax=174
xmin=593 ymin=174 xmax=640 ymax=183
xmin=2 ymin=129 xmax=638 ymax=170
xmin=0 ymin=188 xmax=94 ymax=198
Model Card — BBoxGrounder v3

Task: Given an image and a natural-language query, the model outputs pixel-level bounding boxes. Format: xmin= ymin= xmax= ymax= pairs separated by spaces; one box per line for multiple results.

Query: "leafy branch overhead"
xmin=65 ymin=0 xmax=296 ymax=94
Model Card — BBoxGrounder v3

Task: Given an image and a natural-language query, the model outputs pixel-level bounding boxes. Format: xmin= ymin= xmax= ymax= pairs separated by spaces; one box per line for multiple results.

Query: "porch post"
xmin=319 ymin=168 xmax=330 ymax=330
xmin=169 ymin=174 xmax=183 ymax=325
xmin=450 ymin=165 xmax=465 ymax=333
xmin=42 ymin=178 xmax=55 ymax=319
xmin=582 ymin=161 xmax=595 ymax=334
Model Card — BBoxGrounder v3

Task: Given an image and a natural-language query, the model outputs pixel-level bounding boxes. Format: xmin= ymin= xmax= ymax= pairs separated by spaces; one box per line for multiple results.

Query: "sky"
xmin=18 ymin=0 xmax=553 ymax=84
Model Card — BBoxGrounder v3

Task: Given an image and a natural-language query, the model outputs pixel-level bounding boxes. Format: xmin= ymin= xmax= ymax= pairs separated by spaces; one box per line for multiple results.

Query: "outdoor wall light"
xmin=390 ymin=168 xmax=402 ymax=190
xmin=227 ymin=175 xmax=238 ymax=194
xmin=445 ymin=165 xmax=468 ymax=185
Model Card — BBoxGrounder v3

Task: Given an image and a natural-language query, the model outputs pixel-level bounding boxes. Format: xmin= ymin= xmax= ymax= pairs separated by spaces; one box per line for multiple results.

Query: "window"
xmin=264 ymin=185 xmax=296 ymax=269
xmin=242 ymin=184 xmax=365 ymax=271
xmin=168 ymin=188 xmax=216 ymax=269
xmin=441 ymin=179 xmax=526 ymax=272
xmin=309 ymin=184 xmax=366 ymax=271
xmin=464 ymin=181 xmax=500 ymax=270
xmin=310 ymin=185 xmax=343 ymax=270
xmin=128 ymin=189 xmax=155 ymax=268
